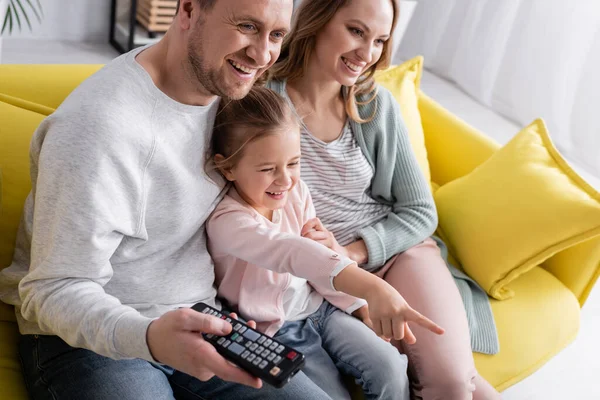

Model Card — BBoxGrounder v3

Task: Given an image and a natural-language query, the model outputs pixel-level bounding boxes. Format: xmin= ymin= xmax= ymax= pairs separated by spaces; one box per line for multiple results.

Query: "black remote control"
xmin=191 ymin=302 xmax=306 ymax=388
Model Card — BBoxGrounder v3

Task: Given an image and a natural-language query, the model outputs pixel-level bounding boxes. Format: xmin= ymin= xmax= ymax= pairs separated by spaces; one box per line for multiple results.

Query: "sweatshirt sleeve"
xmin=207 ymin=196 xmax=354 ymax=292
xmin=18 ymin=115 xmax=156 ymax=362
xmin=357 ymin=88 xmax=438 ymax=270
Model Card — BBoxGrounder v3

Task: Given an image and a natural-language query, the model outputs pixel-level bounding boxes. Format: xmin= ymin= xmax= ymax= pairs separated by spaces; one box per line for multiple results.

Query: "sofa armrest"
xmin=543 ymin=236 xmax=600 ymax=306
xmin=418 ymin=90 xmax=500 ymax=186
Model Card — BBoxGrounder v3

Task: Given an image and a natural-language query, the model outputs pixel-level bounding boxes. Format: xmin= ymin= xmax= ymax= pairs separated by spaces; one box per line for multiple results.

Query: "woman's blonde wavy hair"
xmin=268 ymin=0 xmax=400 ymax=123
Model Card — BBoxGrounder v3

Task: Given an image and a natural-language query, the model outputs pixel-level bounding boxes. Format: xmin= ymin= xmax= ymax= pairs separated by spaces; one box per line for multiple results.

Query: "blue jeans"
xmin=274 ymin=301 xmax=410 ymax=400
xmin=18 ymin=335 xmax=331 ymax=400
xmin=18 ymin=302 xmax=409 ymax=400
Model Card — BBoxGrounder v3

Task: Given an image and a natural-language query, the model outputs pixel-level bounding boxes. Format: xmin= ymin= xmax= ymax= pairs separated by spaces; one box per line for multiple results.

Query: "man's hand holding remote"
xmin=147 ymin=308 xmax=263 ymax=389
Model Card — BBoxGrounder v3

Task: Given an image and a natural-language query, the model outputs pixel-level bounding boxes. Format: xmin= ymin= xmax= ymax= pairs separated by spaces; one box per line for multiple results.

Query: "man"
xmin=0 ymin=0 xmax=332 ymax=398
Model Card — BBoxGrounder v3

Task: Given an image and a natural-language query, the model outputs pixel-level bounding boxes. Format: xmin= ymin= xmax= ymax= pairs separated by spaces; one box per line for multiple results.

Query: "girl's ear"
xmin=214 ymin=154 xmax=235 ymax=181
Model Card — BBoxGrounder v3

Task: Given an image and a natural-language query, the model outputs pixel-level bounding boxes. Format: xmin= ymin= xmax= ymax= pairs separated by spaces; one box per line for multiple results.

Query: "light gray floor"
xmin=2 ymin=39 xmax=600 ymax=400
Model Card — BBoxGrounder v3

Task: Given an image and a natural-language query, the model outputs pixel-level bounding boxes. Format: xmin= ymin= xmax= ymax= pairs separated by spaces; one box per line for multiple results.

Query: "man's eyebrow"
xmin=232 ymin=14 xmax=290 ymax=34
xmin=232 ymin=14 xmax=265 ymax=27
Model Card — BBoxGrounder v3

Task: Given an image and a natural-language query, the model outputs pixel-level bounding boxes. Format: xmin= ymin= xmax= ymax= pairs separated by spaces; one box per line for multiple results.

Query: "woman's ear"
xmin=214 ymin=154 xmax=235 ymax=181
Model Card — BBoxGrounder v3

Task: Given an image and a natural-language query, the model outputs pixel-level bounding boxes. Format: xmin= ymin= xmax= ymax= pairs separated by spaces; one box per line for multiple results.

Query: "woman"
xmin=267 ymin=0 xmax=501 ymax=399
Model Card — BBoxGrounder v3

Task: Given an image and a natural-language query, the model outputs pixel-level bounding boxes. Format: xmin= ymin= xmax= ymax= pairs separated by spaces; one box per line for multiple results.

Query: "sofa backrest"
xmin=0 ymin=65 xmax=102 ymax=269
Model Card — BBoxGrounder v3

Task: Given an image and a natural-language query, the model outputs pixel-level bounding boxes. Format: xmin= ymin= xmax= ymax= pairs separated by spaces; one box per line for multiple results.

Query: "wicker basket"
xmin=136 ymin=0 xmax=177 ymax=33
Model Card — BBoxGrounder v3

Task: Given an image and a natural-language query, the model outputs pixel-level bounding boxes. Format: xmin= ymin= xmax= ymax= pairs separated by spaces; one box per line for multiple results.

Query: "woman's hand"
xmin=301 ymin=218 xmax=348 ymax=256
xmin=301 ymin=218 xmax=369 ymax=264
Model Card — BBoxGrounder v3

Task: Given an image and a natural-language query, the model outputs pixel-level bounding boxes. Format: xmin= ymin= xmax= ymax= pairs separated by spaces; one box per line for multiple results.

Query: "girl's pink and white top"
xmin=207 ymin=180 xmax=366 ymax=337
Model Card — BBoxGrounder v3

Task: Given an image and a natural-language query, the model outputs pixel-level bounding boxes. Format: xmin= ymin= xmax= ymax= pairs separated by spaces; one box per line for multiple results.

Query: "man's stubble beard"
xmin=186 ymin=22 xmax=257 ymax=100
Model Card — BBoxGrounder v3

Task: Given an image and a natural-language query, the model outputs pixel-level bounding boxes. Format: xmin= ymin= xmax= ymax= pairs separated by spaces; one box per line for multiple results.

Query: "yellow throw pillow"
xmin=434 ymin=119 xmax=600 ymax=300
xmin=375 ymin=56 xmax=431 ymax=183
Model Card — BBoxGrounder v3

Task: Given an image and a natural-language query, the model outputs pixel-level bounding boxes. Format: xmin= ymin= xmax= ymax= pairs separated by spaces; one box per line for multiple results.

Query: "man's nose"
xmin=246 ymin=35 xmax=272 ymax=68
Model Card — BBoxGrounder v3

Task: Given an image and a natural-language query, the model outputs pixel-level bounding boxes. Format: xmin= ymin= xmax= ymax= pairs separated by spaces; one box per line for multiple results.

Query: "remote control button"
xmin=230 ymin=333 xmax=239 ymax=341
xmin=228 ymin=342 xmax=245 ymax=355
xmin=220 ymin=315 xmax=226 ymax=320
xmin=267 ymin=353 xmax=276 ymax=361
xmin=286 ymin=351 xmax=298 ymax=361
xmin=245 ymin=341 xmax=253 ymax=348
xmin=264 ymin=339 xmax=273 ymax=347
xmin=256 ymin=346 xmax=265 ymax=354
xmin=252 ymin=357 xmax=262 ymax=366
xmin=249 ymin=343 xmax=258 ymax=351
xmin=269 ymin=342 xmax=278 ymax=351
xmin=247 ymin=354 xmax=256 ymax=362
xmin=270 ymin=367 xmax=281 ymax=377
xmin=205 ymin=333 xmax=215 ymax=339
xmin=226 ymin=318 xmax=232 ymax=323
xmin=238 ymin=326 xmax=248 ymax=334
xmin=242 ymin=329 xmax=260 ymax=342
xmin=235 ymin=335 xmax=244 ymax=343
xmin=241 ymin=350 xmax=250 ymax=359
xmin=223 ymin=340 xmax=231 ymax=348
xmin=202 ymin=307 xmax=210 ymax=313
xmin=217 ymin=337 xmax=226 ymax=345
xmin=274 ymin=356 xmax=283 ymax=365
xmin=275 ymin=345 xmax=285 ymax=354
xmin=233 ymin=323 xmax=242 ymax=332
xmin=262 ymin=349 xmax=270 ymax=358
xmin=257 ymin=336 xmax=266 ymax=345
xmin=259 ymin=360 xmax=268 ymax=370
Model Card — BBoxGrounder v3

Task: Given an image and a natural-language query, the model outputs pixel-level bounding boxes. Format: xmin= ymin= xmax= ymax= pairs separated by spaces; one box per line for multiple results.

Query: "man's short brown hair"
xmin=175 ymin=0 xmax=217 ymax=15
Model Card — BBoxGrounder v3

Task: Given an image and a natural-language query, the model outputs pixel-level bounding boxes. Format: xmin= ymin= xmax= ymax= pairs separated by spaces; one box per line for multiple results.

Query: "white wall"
xmin=8 ymin=0 xmax=112 ymax=42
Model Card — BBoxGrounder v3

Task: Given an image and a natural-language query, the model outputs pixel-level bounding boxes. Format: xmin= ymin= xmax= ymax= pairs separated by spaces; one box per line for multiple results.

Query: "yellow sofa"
xmin=1 ymin=65 xmax=599 ymax=399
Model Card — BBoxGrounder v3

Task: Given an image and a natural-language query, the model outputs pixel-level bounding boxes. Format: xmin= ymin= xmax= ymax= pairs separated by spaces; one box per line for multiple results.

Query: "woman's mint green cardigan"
xmin=268 ymin=79 xmax=499 ymax=354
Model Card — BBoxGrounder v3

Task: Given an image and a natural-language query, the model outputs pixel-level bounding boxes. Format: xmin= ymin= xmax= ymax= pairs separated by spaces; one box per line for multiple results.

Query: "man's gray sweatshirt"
xmin=0 ymin=47 xmax=225 ymax=361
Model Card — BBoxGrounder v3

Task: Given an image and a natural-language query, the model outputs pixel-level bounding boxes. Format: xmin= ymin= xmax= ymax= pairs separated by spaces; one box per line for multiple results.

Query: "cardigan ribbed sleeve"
xmin=350 ymin=87 xmax=438 ymax=270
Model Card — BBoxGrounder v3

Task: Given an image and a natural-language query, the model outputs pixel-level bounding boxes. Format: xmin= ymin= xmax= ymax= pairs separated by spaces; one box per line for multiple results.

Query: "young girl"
xmin=266 ymin=1 xmax=501 ymax=399
xmin=206 ymin=86 xmax=444 ymax=400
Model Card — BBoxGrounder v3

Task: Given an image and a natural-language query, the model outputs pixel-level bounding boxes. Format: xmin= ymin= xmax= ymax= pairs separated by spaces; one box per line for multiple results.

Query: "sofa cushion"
xmin=434 ymin=119 xmax=600 ymax=300
xmin=374 ymin=56 xmax=431 ymax=184
xmin=0 ymin=100 xmax=45 ymax=269
xmin=475 ymin=266 xmax=580 ymax=391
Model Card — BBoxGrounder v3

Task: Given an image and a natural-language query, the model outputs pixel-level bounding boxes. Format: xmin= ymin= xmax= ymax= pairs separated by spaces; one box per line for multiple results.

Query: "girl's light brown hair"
xmin=268 ymin=0 xmax=400 ymax=123
xmin=210 ymin=86 xmax=298 ymax=174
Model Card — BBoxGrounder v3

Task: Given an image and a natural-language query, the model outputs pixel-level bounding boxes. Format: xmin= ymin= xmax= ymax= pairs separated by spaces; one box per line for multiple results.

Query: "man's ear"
xmin=214 ymin=154 xmax=235 ymax=181
xmin=177 ymin=0 xmax=197 ymax=30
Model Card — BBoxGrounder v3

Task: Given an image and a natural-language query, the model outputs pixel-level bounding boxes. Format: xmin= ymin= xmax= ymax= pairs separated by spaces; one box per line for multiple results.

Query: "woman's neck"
xmin=287 ymin=59 xmax=343 ymax=112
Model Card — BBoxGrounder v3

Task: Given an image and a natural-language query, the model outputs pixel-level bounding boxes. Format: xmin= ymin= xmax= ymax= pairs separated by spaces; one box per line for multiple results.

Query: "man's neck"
xmin=135 ymin=31 xmax=217 ymax=107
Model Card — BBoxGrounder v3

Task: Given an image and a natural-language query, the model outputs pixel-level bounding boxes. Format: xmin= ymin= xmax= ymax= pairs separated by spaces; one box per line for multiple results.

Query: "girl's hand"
xmin=364 ymin=280 xmax=445 ymax=343
xmin=301 ymin=218 xmax=347 ymax=256
xmin=352 ymin=305 xmax=391 ymax=342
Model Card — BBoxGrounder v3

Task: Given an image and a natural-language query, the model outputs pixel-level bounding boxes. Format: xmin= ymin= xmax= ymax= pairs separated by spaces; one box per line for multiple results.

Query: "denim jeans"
xmin=18 ymin=302 xmax=409 ymax=400
xmin=273 ymin=301 xmax=410 ymax=400
xmin=18 ymin=334 xmax=331 ymax=400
